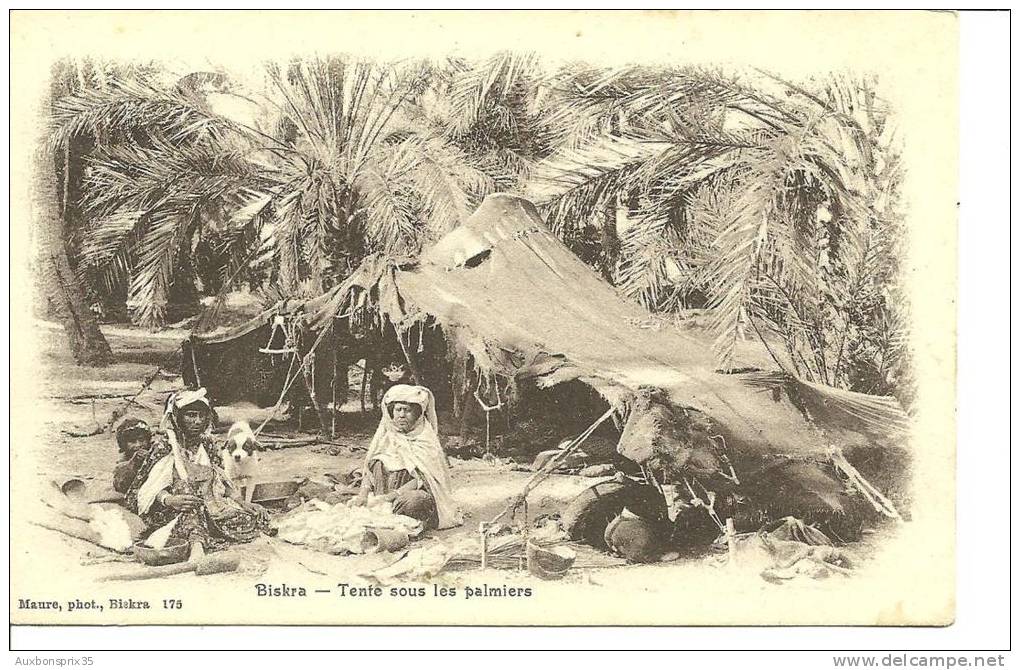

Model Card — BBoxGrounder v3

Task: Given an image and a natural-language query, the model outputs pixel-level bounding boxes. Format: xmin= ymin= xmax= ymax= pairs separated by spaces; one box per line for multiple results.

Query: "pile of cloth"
xmin=272 ymin=496 xmax=422 ymax=555
xmin=366 ymin=537 xmax=478 ymax=584
xmin=712 ymin=516 xmax=854 ymax=583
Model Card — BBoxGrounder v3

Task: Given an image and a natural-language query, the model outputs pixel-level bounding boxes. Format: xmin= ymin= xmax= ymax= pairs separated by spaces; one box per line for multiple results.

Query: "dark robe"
xmin=123 ymin=433 xmax=270 ymax=550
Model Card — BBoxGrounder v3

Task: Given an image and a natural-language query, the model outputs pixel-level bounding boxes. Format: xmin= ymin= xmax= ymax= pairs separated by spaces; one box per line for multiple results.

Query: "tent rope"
xmin=253 ymin=352 xmax=301 ymax=436
xmin=251 ymin=308 xmax=355 ymax=437
xmin=193 ymin=243 xmax=263 ymax=337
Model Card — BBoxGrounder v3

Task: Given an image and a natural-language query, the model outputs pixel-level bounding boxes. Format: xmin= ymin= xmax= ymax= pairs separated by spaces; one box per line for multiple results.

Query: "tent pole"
xmin=487 ymin=407 xmax=616 ymax=529
xmin=458 ymin=383 xmax=476 ymax=439
xmin=360 ymin=354 xmax=372 ymax=413
xmin=397 ymin=327 xmax=423 ymax=385
xmin=330 ymin=361 xmax=338 ymax=437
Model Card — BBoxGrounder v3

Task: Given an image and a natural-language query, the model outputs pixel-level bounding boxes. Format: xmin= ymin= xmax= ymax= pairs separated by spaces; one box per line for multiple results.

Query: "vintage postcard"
xmin=9 ymin=10 xmax=958 ymax=626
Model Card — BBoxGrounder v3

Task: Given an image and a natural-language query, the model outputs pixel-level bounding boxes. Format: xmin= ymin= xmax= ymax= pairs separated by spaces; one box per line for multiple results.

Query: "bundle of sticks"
xmin=445 ymin=535 xmax=531 ymax=570
xmin=445 ymin=535 xmax=624 ymax=571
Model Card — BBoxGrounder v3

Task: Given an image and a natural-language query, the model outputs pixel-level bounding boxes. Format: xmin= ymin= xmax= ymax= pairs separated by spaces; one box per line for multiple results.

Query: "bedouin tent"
xmin=183 ymin=298 xmax=319 ymax=407
xmin=185 ymin=194 xmax=908 ymax=471
xmin=303 ymin=194 xmax=907 ymax=454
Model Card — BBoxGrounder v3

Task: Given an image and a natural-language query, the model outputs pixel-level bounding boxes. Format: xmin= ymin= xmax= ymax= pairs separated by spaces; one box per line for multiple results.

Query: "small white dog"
xmin=221 ymin=421 xmax=264 ymax=503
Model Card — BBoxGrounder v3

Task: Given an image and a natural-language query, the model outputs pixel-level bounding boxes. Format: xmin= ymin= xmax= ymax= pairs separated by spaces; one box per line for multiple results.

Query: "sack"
xmin=604 ymin=515 xmax=664 ymax=563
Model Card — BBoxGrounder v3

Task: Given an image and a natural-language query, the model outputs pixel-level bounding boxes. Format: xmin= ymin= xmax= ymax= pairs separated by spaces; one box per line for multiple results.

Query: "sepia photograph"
xmin=9 ymin=9 xmax=962 ymax=631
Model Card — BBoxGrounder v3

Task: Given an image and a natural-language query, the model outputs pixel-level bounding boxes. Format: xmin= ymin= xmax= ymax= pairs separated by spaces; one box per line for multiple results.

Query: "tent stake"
xmin=726 ymin=518 xmax=737 ymax=567
xmin=479 ymin=522 xmax=489 ymax=570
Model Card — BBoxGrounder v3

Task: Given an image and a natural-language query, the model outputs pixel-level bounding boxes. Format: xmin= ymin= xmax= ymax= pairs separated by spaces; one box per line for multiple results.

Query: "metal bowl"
xmin=132 ymin=539 xmax=189 ymax=566
xmin=251 ymin=480 xmax=301 ymax=506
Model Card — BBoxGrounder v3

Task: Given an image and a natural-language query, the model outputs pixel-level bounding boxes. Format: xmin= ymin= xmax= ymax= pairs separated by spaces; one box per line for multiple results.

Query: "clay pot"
xmin=360 ymin=528 xmax=410 ymax=553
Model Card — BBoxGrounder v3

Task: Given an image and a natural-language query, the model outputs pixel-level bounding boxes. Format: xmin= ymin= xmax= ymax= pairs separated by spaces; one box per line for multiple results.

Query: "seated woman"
xmin=353 ymin=384 xmax=463 ymax=530
xmin=124 ymin=388 xmax=269 ymax=558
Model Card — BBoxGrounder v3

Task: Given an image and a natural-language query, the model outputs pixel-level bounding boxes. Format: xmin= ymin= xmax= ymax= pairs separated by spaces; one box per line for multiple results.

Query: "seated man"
xmin=112 ymin=417 xmax=153 ymax=494
xmin=353 ymin=384 xmax=463 ymax=530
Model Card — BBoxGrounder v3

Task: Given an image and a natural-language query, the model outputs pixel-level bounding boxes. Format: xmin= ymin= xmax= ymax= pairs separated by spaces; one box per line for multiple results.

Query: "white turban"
xmin=161 ymin=387 xmax=212 ymax=432
xmin=382 ymin=384 xmax=438 ymax=433
xmin=172 ymin=387 xmax=210 ymax=409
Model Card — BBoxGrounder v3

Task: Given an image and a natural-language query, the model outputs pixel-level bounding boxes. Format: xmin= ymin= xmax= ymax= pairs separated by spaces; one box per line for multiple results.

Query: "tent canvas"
xmin=184 ymin=298 xmax=327 ymax=407
xmin=186 ymin=193 xmax=908 ymax=463
xmin=303 ymin=194 xmax=909 ymax=459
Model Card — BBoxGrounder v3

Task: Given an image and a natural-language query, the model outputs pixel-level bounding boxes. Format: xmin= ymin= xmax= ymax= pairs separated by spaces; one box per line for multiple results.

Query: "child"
xmin=112 ymin=417 xmax=153 ymax=494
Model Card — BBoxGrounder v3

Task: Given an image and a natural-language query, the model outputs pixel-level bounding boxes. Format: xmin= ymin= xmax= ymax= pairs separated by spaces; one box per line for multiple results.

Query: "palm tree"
xmin=35 ymin=126 xmax=114 ymax=366
xmin=36 ymin=60 xmax=120 ymax=366
xmin=434 ymin=52 xmax=554 ymax=192
xmin=436 ymin=55 xmax=635 ymax=281
xmin=52 ymin=57 xmax=494 ymax=328
xmin=529 ymin=65 xmax=908 ymax=396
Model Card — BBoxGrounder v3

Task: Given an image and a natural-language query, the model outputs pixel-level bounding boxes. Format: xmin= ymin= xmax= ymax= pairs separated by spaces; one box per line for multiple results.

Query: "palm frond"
xmin=215 ymin=190 xmax=276 ymax=280
xmin=615 ymin=212 xmax=690 ymax=309
xmin=50 ymin=76 xmax=233 ymax=151
xmin=446 ymin=51 xmax=541 ymax=136
xmin=76 ymin=138 xmax=274 ymax=324
xmin=127 ymin=205 xmax=196 ymax=328
xmin=74 ymin=208 xmax=144 ymax=293
xmin=353 ymin=141 xmax=423 ymax=254
xmin=544 ymin=65 xmax=755 ymax=148
xmin=530 ymin=133 xmax=673 ymax=232
xmin=81 ymin=139 xmax=269 ymax=217
xmin=704 ymin=169 xmax=774 ymax=368
xmin=76 ymin=209 xmax=143 ymax=270
xmin=404 ymin=137 xmax=494 ymax=238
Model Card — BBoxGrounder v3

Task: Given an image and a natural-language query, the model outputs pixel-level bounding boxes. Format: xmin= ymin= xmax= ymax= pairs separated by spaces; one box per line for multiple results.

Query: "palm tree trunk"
xmin=36 ymin=141 xmax=113 ymax=366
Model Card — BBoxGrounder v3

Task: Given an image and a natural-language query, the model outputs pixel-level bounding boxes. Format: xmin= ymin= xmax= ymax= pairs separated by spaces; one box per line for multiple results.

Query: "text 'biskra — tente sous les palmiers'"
xmin=255 ymin=583 xmax=534 ymax=599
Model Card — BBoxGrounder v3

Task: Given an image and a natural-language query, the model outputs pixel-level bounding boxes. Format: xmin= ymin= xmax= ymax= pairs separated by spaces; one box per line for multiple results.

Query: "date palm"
xmin=52 ymin=57 xmax=493 ymax=328
xmin=529 ymin=66 xmax=908 ymax=397
xmin=436 ymin=51 xmax=553 ymax=191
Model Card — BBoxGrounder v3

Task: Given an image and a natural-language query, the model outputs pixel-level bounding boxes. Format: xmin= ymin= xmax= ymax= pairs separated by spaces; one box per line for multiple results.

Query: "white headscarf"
xmin=161 ymin=388 xmax=212 ymax=433
xmin=364 ymin=384 xmax=463 ymax=529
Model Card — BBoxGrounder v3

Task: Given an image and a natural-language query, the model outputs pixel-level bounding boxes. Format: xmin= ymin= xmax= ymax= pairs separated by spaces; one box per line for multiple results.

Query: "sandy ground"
xmin=11 ymin=323 xmax=929 ymax=626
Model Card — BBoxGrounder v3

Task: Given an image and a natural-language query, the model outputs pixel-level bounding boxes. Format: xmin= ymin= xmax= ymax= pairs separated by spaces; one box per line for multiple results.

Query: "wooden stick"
xmin=828 ymin=446 xmax=902 ymax=521
xmin=57 ymin=392 xmax=135 ymax=401
xmin=30 ymin=520 xmax=119 ymax=553
xmin=487 ymin=407 xmax=616 ymax=528
xmin=61 ymin=425 xmax=104 ymax=438
xmin=263 ymin=437 xmax=320 ymax=449
xmin=106 ymin=365 xmax=165 ymax=430
xmin=726 ymin=518 xmax=737 ymax=567
xmin=522 ymin=408 xmax=615 ymax=492
xmin=98 ymin=554 xmax=240 ymax=582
